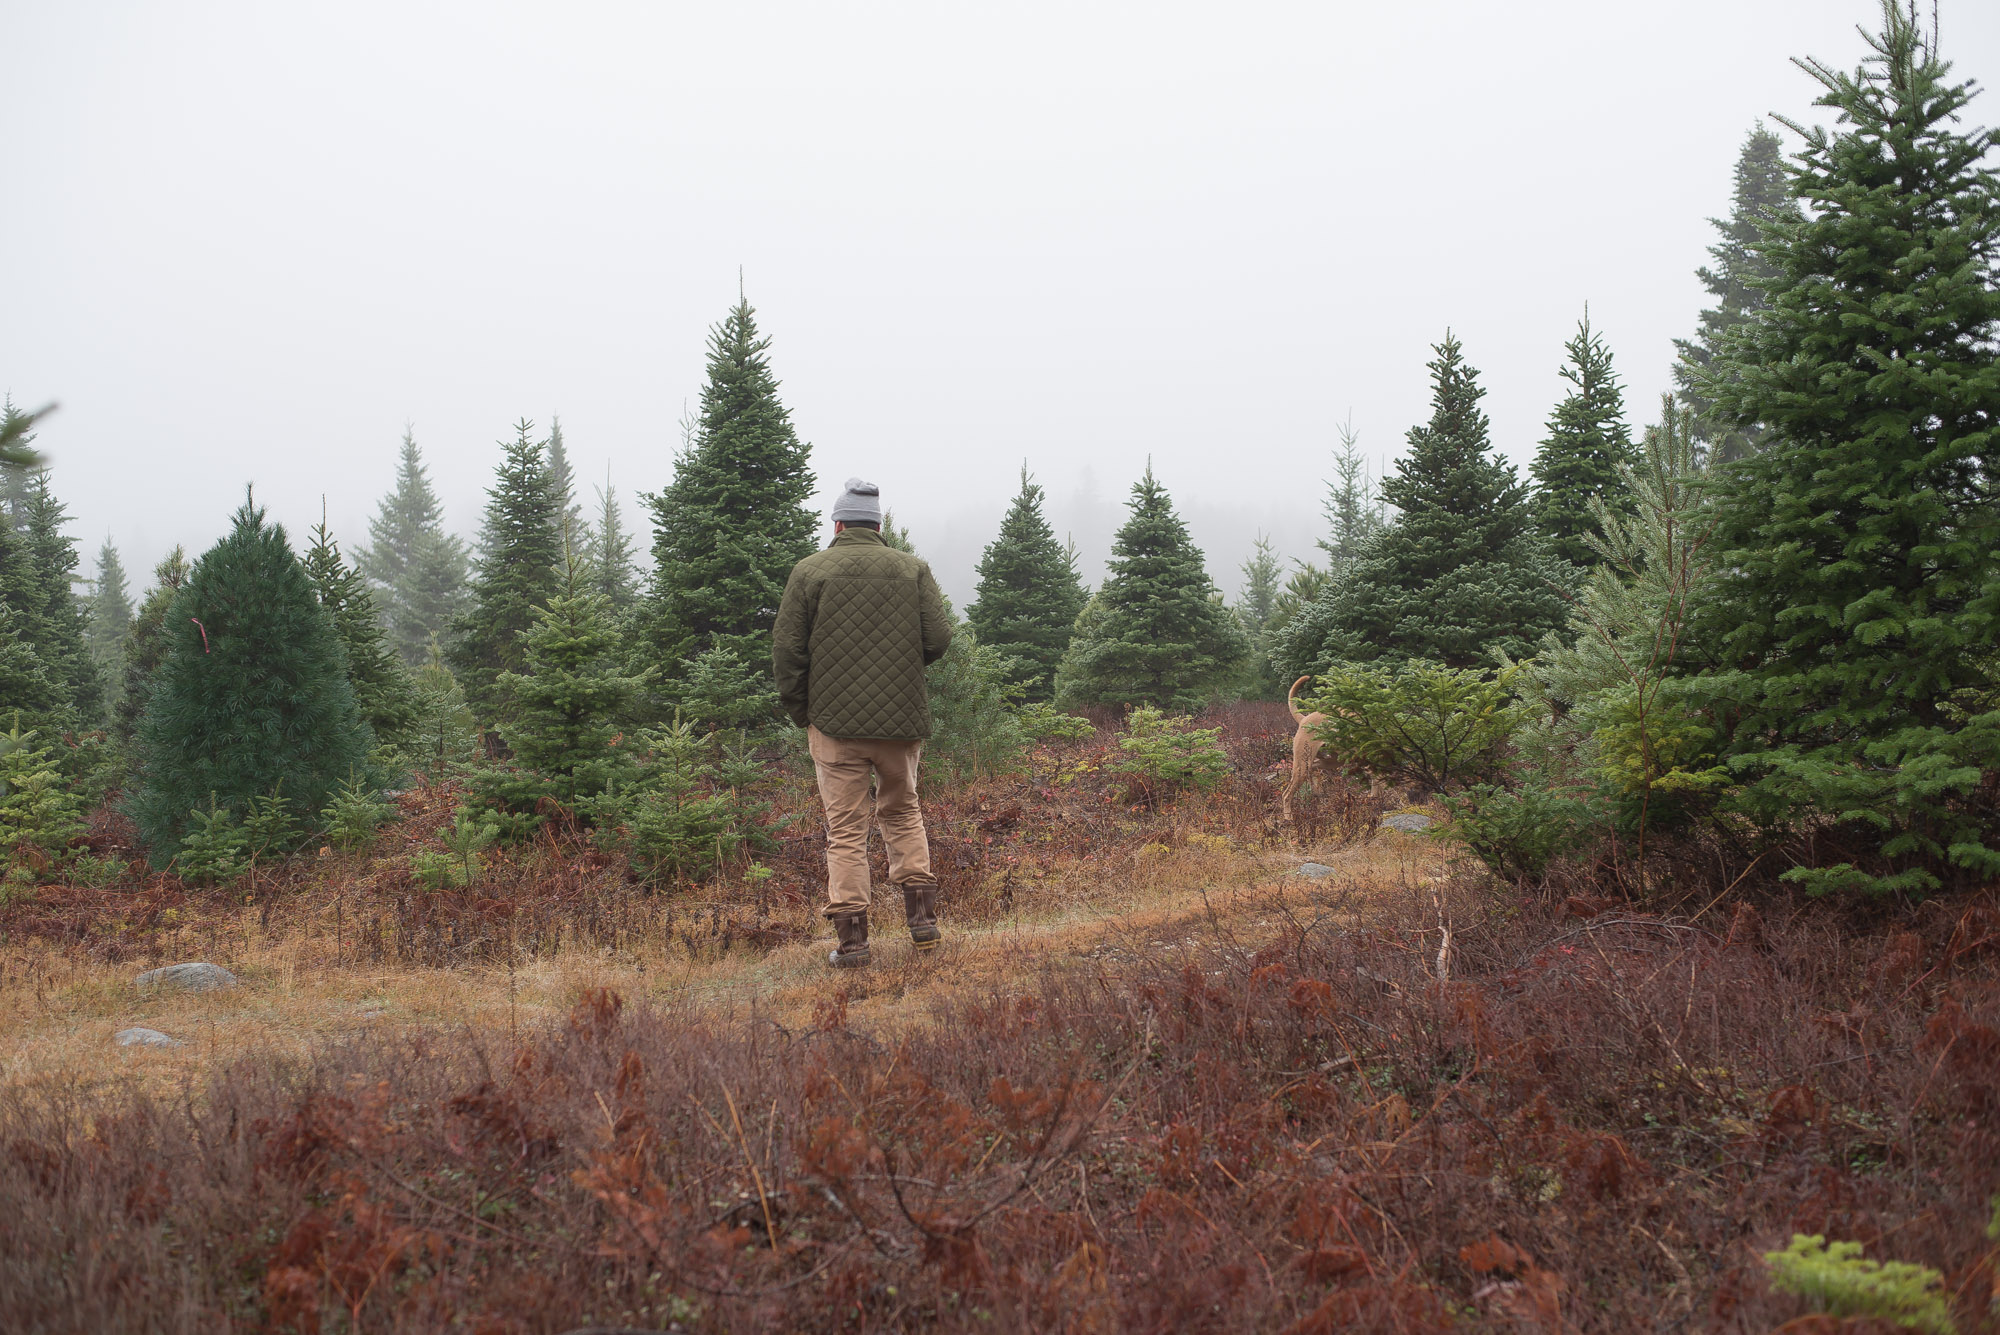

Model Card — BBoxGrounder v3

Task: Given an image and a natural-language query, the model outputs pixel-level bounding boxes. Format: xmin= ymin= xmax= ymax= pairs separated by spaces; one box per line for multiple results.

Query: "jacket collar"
xmin=831 ymin=528 xmax=887 ymax=549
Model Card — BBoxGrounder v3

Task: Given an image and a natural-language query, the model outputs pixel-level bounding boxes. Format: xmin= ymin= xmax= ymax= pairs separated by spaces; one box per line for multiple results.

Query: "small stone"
xmin=115 ymin=1027 xmax=181 ymax=1049
xmin=1297 ymin=862 xmax=1336 ymax=879
xmin=134 ymin=962 xmax=238 ymax=993
xmin=1381 ymin=812 xmax=1435 ymax=833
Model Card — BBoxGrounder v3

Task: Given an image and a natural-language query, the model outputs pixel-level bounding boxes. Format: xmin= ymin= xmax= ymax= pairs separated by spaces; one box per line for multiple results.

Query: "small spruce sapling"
xmin=177 ymin=799 xmax=250 ymax=886
xmin=322 ymin=775 xmax=394 ymax=853
xmin=622 ymin=717 xmax=739 ymax=884
xmin=0 ymin=719 xmax=85 ymax=880
xmin=1108 ymin=706 xmax=1230 ymax=801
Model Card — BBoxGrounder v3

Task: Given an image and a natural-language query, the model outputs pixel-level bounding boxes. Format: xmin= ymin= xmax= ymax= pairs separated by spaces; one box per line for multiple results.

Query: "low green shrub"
xmin=1109 ymin=706 xmax=1229 ymax=798
xmin=1016 ymin=701 xmax=1095 ymax=742
xmin=322 ymin=775 xmax=395 ymax=853
xmin=241 ymin=786 xmax=299 ymax=869
xmin=68 ymin=854 xmax=131 ymax=889
xmin=0 ymin=721 xmax=85 ymax=879
xmin=410 ymin=809 xmax=500 ymax=891
xmin=1438 ymin=783 xmax=1599 ymax=885
xmin=410 ymin=849 xmax=465 ymax=892
xmin=1763 ymin=1233 xmax=1955 ymax=1334
xmin=924 ymin=629 xmax=1026 ymax=782
xmin=177 ymin=799 xmax=250 ymax=885
xmin=1304 ymin=660 xmax=1520 ymax=791
xmin=614 ymin=718 xmax=740 ymax=884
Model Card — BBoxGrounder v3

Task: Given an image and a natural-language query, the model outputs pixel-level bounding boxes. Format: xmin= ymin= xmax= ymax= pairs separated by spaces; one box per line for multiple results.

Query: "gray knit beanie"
xmin=830 ymin=477 xmax=882 ymax=524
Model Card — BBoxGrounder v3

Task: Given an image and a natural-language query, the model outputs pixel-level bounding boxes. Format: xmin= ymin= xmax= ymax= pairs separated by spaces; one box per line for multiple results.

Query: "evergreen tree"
xmin=1277 ymin=333 xmax=1570 ymax=675
xmin=1269 ymin=563 xmax=1328 ymax=646
xmin=1318 ymin=418 xmax=1382 ymax=572
xmin=473 ymin=551 xmax=648 ymax=819
xmin=355 ymin=428 xmax=471 ymax=665
xmin=126 ymin=501 xmax=370 ymax=863
xmin=590 ymin=473 xmax=639 ymax=615
xmin=1531 ymin=312 xmax=1637 ymax=568
xmin=304 ymin=516 xmax=418 ymax=750
xmin=85 ymin=538 xmax=133 ymax=711
xmin=0 ymin=397 xmax=38 ymax=530
xmin=1694 ymin=4 xmax=2000 ymax=896
xmin=966 ymin=466 xmax=1088 ymax=700
xmin=1053 ymin=463 xmax=1248 ymax=710
xmin=0 ymin=397 xmax=51 ymax=475
xmin=640 ymin=299 xmax=818 ymax=677
xmin=1235 ymin=535 xmax=1287 ymax=699
xmin=1673 ymin=124 xmax=1797 ymax=462
xmin=0 ymin=605 xmax=62 ymax=726
xmin=874 ymin=522 xmax=1026 ymax=780
xmin=447 ymin=420 xmax=563 ymax=721
xmin=408 ymin=644 xmax=479 ymax=781
xmin=545 ymin=415 xmax=589 ymax=557
xmin=20 ymin=473 xmax=101 ymax=724
xmin=0 ymin=496 xmax=51 ymax=717
xmin=115 ymin=547 xmax=189 ymax=751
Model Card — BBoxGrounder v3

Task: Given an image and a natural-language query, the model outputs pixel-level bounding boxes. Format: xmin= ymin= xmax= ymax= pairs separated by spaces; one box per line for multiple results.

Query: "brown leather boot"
xmin=827 ymin=911 xmax=871 ymax=968
xmin=902 ymin=881 xmax=940 ymax=951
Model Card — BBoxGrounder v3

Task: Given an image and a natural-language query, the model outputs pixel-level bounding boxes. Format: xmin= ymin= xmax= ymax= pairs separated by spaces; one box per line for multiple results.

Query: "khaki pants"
xmin=807 ymin=725 xmax=932 ymax=917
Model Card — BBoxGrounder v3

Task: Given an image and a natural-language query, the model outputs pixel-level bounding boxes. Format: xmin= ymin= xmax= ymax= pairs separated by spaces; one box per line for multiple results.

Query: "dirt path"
xmin=0 ymin=831 xmax=1444 ymax=1101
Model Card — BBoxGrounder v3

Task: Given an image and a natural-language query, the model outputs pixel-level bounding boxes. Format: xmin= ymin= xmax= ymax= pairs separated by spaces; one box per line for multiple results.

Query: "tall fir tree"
xmin=1694 ymin=3 xmax=2000 ymax=895
xmin=0 ymin=397 xmax=51 ymax=476
xmin=591 ymin=474 xmax=639 ymax=615
xmin=355 ymin=428 xmax=471 ymax=665
xmin=1277 ymin=333 xmax=1571 ymax=675
xmin=127 ymin=501 xmax=370 ymax=863
xmin=0 ymin=514 xmax=63 ymax=726
xmin=1053 ymin=463 xmax=1248 ymax=711
xmin=85 ymin=538 xmax=133 ymax=715
xmin=1673 ymin=124 xmax=1797 ymax=462
xmin=545 ymin=415 xmax=590 ymax=557
xmin=20 ymin=473 xmax=102 ymax=724
xmin=1235 ymin=534 xmax=1287 ymax=699
xmin=304 ymin=515 xmax=419 ymax=751
xmin=1318 ymin=418 xmax=1382 ymax=573
xmin=1531 ymin=313 xmax=1637 ymax=568
xmin=966 ymin=466 xmax=1088 ymax=701
xmin=115 ymin=548 xmax=189 ymax=751
xmin=0 ymin=398 xmax=38 ymax=531
xmin=447 ymin=421 xmax=564 ymax=722
xmin=0 ymin=416 xmax=58 ymax=721
xmin=641 ymin=299 xmax=818 ymax=679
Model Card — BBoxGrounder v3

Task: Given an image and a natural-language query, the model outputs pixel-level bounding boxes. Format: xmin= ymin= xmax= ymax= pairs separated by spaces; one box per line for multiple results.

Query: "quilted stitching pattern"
xmin=772 ymin=531 xmax=950 ymax=739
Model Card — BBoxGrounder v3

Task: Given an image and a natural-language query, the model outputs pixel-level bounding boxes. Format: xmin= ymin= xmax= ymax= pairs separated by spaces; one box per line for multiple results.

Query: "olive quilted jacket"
xmin=771 ymin=528 xmax=952 ymax=739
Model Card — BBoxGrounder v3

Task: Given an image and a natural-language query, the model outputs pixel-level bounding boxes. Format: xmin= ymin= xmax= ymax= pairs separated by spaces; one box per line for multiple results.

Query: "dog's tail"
xmin=1286 ymin=675 xmax=1312 ymax=723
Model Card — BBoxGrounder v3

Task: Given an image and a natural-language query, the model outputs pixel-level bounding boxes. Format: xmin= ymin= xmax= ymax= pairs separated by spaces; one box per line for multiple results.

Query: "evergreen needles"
xmin=968 ymin=467 xmax=1087 ymax=702
xmin=1054 ymin=463 xmax=1246 ymax=711
xmin=125 ymin=501 xmax=371 ymax=864
xmin=1280 ymin=333 xmax=1570 ymax=675
xmin=640 ymin=298 xmax=817 ymax=687
xmin=1695 ymin=1 xmax=2000 ymax=895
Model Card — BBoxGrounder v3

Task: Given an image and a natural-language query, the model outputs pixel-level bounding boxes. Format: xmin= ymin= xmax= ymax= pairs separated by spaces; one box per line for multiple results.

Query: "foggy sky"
xmin=5 ymin=1 xmax=1997 ymax=609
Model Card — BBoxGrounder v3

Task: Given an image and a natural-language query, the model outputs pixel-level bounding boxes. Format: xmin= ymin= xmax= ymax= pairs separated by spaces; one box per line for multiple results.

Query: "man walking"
xmin=773 ymin=478 xmax=952 ymax=968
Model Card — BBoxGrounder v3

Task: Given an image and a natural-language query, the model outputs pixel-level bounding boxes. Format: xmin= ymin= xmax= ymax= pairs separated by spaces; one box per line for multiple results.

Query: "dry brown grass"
xmin=8 ymin=705 xmax=1997 ymax=1332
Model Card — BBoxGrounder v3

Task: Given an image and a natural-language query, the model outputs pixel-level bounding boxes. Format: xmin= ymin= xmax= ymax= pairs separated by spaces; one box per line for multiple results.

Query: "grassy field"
xmin=3 ymin=708 xmax=1997 ymax=1333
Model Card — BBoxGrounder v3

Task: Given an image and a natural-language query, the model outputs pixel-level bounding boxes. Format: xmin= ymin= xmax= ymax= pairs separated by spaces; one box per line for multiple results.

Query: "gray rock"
xmin=1297 ymin=862 xmax=1336 ymax=879
xmin=114 ymin=1027 xmax=181 ymax=1049
xmin=1381 ymin=812 xmax=1435 ymax=833
xmin=134 ymin=962 xmax=238 ymax=993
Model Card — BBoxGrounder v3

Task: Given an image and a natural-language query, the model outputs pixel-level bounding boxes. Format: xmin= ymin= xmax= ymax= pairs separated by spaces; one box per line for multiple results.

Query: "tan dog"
xmin=1280 ymin=674 xmax=1347 ymax=822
